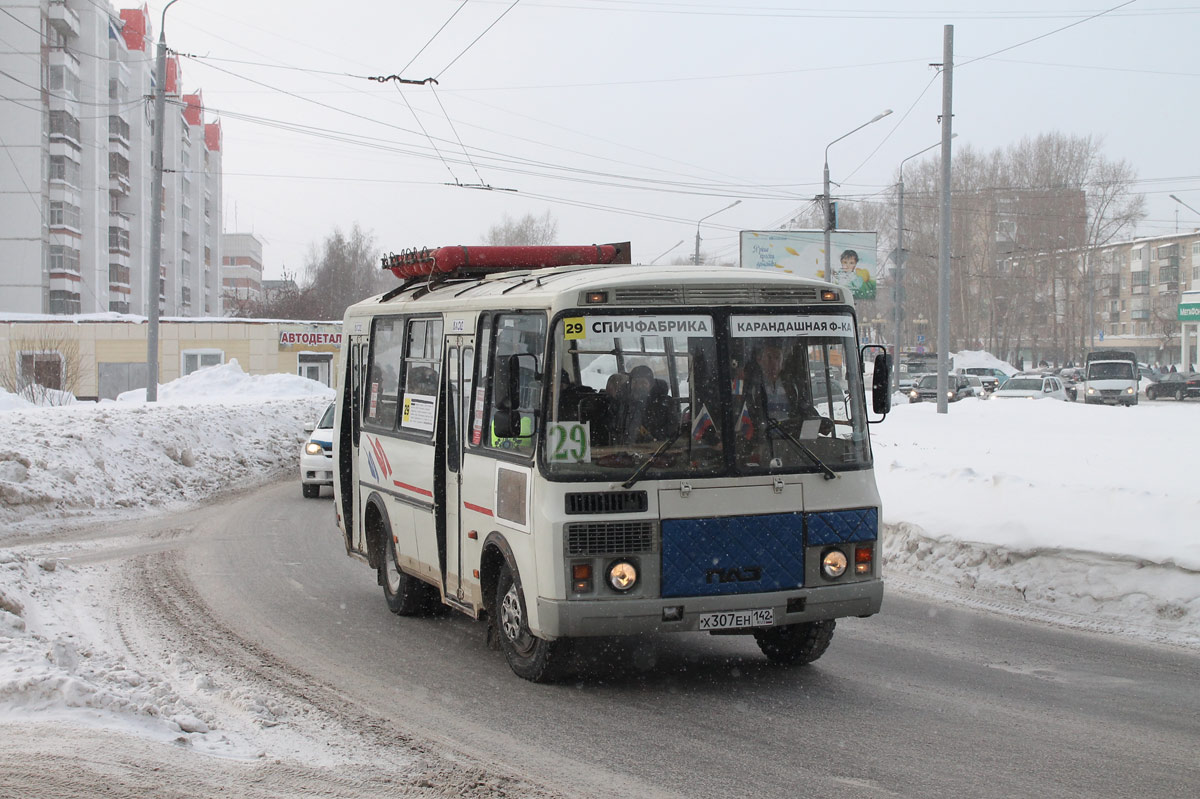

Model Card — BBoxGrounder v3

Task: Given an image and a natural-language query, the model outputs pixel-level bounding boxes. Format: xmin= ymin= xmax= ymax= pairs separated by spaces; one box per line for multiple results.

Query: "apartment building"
xmin=1091 ymin=231 xmax=1199 ymax=364
xmin=220 ymin=232 xmax=264 ymax=316
xmin=0 ymin=0 xmax=222 ymax=317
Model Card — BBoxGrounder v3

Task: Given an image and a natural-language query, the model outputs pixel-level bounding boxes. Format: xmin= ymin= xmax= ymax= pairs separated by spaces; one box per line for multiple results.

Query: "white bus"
xmin=332 ymin=243 xmax=892 ymax=682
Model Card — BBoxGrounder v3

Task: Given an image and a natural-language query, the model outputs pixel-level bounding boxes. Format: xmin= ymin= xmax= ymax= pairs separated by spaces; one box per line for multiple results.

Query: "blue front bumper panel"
xmin=661 ymin=513 xmax=806 ymax=598
xmin=660 ymin=508 xmax=878 ymax=599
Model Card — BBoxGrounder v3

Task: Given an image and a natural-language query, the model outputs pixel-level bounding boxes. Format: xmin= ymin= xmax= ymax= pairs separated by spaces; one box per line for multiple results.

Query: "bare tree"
xmin=484 ymin=211 xmax=558 ymax=246
xmin=0 ymin=326 xmax=82 ymax=405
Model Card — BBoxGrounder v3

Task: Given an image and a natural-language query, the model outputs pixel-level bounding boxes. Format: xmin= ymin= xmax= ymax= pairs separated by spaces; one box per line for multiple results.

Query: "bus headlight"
xmin=607 ymin=560 xmax=638 ymax=592
xmin=821 ymin=549 xmax=848 ymax=579
xmin=305 ymin=442 xmax=324 ymax=456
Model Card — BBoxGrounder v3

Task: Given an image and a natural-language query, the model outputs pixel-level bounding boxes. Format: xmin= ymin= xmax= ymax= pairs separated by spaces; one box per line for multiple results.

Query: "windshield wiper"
xmin=762 ymin=415 xmax=838 ymax=481
xmin=621 ymin=423 xmax=685 ymax=489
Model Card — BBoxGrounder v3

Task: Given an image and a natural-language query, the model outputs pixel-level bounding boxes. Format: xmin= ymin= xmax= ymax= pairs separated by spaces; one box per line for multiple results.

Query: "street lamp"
xmin=893 ymin=134 xmax=955 ymax=392
xmin=1170 ymin=194 xmax=1200 ymax=220
xmin=146 ymin=0 xmax=185 ymax=402
xmin=694 ymin=200 xmax=741 ymax=266
xmin=823 ymin=109 xmax=892 ymax=278
xmin=650 ymin=239 xmax=685 ymax=265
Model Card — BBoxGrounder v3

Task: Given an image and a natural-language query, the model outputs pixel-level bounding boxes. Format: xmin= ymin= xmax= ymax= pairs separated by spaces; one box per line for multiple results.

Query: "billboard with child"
xmin=738 ymin=230 xmax=878 ymax=300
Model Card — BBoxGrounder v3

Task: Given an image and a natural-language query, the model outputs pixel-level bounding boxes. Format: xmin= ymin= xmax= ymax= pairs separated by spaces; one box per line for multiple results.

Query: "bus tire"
xmin=302 ymin=483 xmax=320 ymax=498
xmin=495 ymin=563 xmax=571 ymax=683
xmin=381 ymin=534 xmax=434 ymax=616
xmin=753 ymin=620 xmax=836 ymax=666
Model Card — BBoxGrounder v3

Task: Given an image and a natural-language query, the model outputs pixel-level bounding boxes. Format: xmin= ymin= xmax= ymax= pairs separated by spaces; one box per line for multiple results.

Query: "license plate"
xmin=698 ymin=608 xmax=774 ymax=631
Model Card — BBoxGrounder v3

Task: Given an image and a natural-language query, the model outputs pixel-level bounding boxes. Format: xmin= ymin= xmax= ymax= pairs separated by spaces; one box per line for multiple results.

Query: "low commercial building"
xmin=0 ymin=315 xmax=341 ymax=401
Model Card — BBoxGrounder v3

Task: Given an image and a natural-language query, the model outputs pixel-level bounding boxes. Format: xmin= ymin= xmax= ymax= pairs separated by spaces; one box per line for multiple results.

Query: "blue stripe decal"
xmin=312 ymin=439 xmax=333 ymax=449
xmin=805 ymin=508 xmax=878 ymax=546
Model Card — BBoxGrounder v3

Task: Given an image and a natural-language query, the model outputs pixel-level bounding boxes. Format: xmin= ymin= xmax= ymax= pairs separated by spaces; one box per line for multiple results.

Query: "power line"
xmin=400 ymin=0 xmax=470 ymax=76
xmin=436 ymin=0 xmax=521 ymax=80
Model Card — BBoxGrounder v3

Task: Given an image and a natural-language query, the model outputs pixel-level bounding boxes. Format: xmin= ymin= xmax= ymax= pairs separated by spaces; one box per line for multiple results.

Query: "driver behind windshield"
xmin=740 ymin=340 xmax=832 ymax=456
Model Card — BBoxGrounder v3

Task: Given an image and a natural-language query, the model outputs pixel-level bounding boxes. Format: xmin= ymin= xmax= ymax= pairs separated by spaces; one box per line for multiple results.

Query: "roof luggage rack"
xmin=380 ymin=243 xmax=632 ymax=289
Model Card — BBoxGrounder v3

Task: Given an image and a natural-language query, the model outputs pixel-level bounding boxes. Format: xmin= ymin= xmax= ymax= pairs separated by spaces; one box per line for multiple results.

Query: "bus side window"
xmin=364 ymin=316 xmax=404 ymax=431
xmin=398 ymin=317 xmax=443 ymax=437
xmin=485 ymin=313 xmax=546 ymax=455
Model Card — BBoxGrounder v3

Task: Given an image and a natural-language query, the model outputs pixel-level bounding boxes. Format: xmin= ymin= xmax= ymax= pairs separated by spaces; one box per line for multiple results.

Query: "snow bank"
xmin=1 ymin=360 xmax=332 ymax=533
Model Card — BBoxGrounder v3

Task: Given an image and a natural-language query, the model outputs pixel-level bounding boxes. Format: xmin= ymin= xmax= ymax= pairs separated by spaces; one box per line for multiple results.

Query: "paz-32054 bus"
xmin=332 ymin=243 xmax=892 ymax=682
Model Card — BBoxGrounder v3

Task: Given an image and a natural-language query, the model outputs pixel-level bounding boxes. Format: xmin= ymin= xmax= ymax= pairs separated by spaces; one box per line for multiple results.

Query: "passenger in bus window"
xmin=624 ymin=365 xmax=678 ymax=443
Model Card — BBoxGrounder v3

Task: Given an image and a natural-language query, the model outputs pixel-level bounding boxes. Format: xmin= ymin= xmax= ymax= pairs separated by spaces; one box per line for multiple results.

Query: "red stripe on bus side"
xmin=463 ymin=502 xmax=494 ymax=517
xmin=393 ymin=480 xmax=433 ymax=497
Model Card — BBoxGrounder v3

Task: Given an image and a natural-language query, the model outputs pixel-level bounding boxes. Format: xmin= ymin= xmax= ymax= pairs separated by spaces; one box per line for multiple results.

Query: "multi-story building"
xmin=0 ymin=0 xmax=222 ymax=317
xmin=1091 ymin=231 xmax=1199 ymax=365
xmin=220 ymin=232 xmax=264 ymax=316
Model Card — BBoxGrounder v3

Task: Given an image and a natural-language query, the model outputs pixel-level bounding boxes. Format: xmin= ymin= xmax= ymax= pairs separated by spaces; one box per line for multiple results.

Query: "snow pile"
xmin=951 ymin=349 xmax=1019 ymax=375
xmin=1 ymin=360 xmax=333 ymax=533
xmin=874 ymin=397 xmax=1200 ymax=647
xmin=116 ymin=358 xmax=333 ymax=404
xmin=1 ymin=362 xmax=334 ymax=755
xmin=0 ymin=388 xmax=34 ymax=412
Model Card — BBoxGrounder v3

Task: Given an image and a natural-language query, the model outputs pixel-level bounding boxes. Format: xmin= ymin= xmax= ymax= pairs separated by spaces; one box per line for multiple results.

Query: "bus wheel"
xmin=381 ymin=535 xmax=433 ymax=616
xmin=495 ymin=564 xmax=571 ymax=682
xmin=302 ymin=483 xmax=320 ymax=498
xmin=753 ymin=620 xmax=836 ymax=666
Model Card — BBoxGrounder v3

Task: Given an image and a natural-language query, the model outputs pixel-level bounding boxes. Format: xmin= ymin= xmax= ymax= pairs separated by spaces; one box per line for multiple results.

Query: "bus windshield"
xmin=543 ymin=311 xmax=870 ymax=480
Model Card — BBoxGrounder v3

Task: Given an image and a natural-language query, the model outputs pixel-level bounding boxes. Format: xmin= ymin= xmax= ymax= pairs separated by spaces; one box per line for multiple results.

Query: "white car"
xmin=991 ymin=373 xmax=1068 ymax=401
xmin=301 ymin=401 xmax=336 ymax=498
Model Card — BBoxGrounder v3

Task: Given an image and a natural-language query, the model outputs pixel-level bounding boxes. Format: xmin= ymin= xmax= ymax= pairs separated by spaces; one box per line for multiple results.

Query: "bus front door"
xmin=439 ymin=338 xmax=474 ymax=608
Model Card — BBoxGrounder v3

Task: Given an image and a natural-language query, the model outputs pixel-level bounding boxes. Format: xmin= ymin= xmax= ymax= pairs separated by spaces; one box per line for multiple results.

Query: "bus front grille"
xmin=565 ymin=521 xmax=657 ymax=556
xmin=565 ymin=491 xmax=648 ymax=514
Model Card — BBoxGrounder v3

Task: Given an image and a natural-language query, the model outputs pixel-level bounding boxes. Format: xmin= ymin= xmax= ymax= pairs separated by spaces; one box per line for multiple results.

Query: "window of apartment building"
xmin=181 ymin=349 xmax=223 ymax=376
xmin=49 ymin=110 xmax=80 ymax=143
xmin=49 ymin=244 xmax=80 ymax=275
xmin=48 ymin=201 xmax=81 ymax=230
xmin=49 ymin=290 xmax=80 ymax=315
xmin=1192 ymin=242 xmax=1200 ymax=258
xmin=1131 ymin=270 xmax=1149 ymax=287
xmin=1130 ymin=247 xmax=1142 ymax=263
xmin=108 ymin=227 xmax=130 ymax=252
xmin=49 ymin=154 xmax=81 ymax=186
xmin=49 ymin=65 xmax=80 ymax=97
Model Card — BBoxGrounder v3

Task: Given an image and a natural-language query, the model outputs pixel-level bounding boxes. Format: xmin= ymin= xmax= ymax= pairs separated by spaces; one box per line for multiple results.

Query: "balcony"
xmin=109 ymin=115 xmax=131 ymax=157
xmin=1132 ymin=285 xmax=1148 ymax=295
xmin=1131 ymin=310 xmax=1150 ymax=321
xmin=1107 ymin=311 xmax=1121 ymax=323
xmin=1159 ymin=282 xmax=1179 ymax=294
xmin=108 ymin=264 xmax=131 ymax=288
xmin=48 ymin=1 xmax=80 ymax=39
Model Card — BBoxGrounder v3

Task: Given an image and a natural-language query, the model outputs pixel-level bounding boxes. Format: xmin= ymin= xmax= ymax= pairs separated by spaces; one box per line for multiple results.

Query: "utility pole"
xmin=936 ymin=24 xmax=954 ymax=415
xmin=894 ymin=136 xmax=953 ymax=394
xmin=146 ymin=0 xmax=183 ymax=401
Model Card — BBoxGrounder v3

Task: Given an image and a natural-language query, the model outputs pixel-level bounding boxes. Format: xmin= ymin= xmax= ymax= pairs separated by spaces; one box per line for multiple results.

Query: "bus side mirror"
xmin=872 ymin=352 xmax=892 ymax=415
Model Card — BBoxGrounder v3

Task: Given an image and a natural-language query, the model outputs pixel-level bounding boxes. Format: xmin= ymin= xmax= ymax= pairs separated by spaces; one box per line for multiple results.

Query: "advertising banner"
xmin=739 ymin=230 xmax=879 ymax=300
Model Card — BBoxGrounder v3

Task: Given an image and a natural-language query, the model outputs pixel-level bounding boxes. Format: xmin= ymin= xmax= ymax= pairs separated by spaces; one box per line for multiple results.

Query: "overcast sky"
xmin=155 ymin=0 xmax=1199 ymax=279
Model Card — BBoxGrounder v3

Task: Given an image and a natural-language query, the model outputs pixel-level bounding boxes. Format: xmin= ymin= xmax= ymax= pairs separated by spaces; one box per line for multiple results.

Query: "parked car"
xmin=1146 ymin=372 xmax=1198 ymax=400
xmin=907 ymin=373 xmax=974 ymax=403
xmin=991 ymin=373 xmax=1069 ymax=401
xmin=301 ymin=401 xmax=336 ymax=498
xmin=963 ymin=375 xmax=986 ymax=398
xmin=961 ymin=366 xmax=1009 ymax=394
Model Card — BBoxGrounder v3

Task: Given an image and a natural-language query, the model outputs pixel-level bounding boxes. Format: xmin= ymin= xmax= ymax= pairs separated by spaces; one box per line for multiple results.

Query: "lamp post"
xmin=823 ymin=109 xmax=892 ymax=278
xmin=693 ymin=200 xmax=741 ymax=266
xmin=650 ymin=239 xmax=685 ymax=265
xmin=1170 ymin=194 xmax=1200 ymax=220
xmin=146 ymin=0 xmax=184 ymax=402
xmin=893 ymin=135 xmax=955 ymax=392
